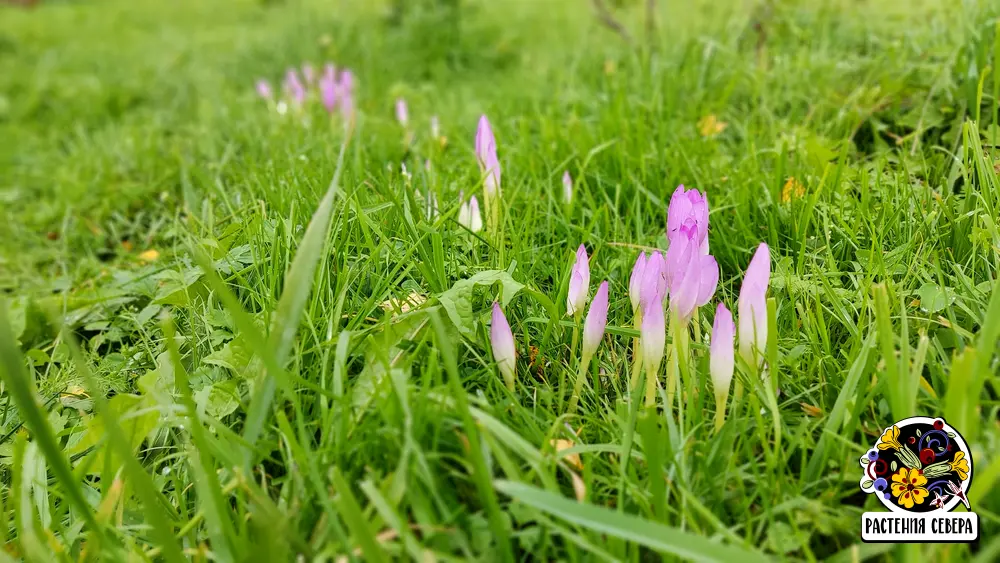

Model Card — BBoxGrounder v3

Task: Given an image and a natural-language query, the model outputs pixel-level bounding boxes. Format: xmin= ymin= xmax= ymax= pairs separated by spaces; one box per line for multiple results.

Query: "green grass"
xmin=1 ymin=0 xmax=999 ymax=560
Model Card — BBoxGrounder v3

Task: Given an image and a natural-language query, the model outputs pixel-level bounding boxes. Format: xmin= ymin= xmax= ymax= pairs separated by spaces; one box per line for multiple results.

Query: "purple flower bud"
xmin=738 ymin=243 xmax=771 ymax=367
xmin=629 ymin=252 xmax=647 ymax=312
xmin=490 ymin=302 xmax=517 ymax=391
xmin=640 ymin=296 xmax=666 ymax=377
xmin=319 ymin=72 xmax=337 ymax=113
xmin=395 ymin=97 xmax=409 ymax=127
xmin=582 ymin=281 xmax=609 ymax=361
xmin=666 ymin=185 xmax=709 ymax=254
xmin=640 ymin=251 xmax=667 ymax=310
xmin=468 ymin=196 xmax=482 ymax=233
xmin=562 ymin=171 xmax=573 ymax=204
xmin=710 ymin=303 xmax=735 ymax=398
xmin=566 ymin=244 xmax=590 ymax=317
xmin=475 ymin=115 xmax=501 ymax=195
xmin=256 ymin=79 xmax=273 ymax=100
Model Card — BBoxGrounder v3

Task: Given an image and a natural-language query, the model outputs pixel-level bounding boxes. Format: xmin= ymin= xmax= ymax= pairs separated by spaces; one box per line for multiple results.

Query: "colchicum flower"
xmin=562 ymin=171 xmax=573 ymax=205
xmin=458 ymin=196 xmax=483 ymax=233
xmin=581 ymin=281 xmax=609 ymax=362
xmin=256 ymin=79 xmax=273 ymax=100
xmin=319 ymin=71 xmax=337 ymax=114
xmin=566 ymin=245 xmax=590 ymax=317
xmin=710 ymin=303 xmax=735 ymax=430
xmin=666 ymin=185 xmax=709 ymax=254
xmin=890 ymin=467 xmax=928 ymax=509
xmin=629 ymin=252 xmax=647 ymax=314
xmin=664 ymin=225 xmax=718 ymax=323
xmin=640 ymin=292 xmax=666 ymax=406
xmin=395 ymin=97 xmax=409 ymax=127
xmin=737 ymin=242 xmax=771 ymax=367
xmin=490 ymin=302 xmax=517 ymax=391
xmin=569 ymin=280 xmax=609 ymax=413
xmin=640 ymin=251 xmax=667 ymax=310
xmin=475 ymin=115 xmax=501 ymax=196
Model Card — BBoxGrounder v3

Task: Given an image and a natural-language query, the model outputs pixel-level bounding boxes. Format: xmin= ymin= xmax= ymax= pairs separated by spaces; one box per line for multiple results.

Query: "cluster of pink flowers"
xmin=488 ymin=157 xmax=772 ymax=421
xmin=255 ymin=63 xmax=355 ymax=119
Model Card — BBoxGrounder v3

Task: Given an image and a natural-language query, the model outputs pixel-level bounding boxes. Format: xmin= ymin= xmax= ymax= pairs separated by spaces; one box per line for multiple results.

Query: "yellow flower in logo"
xmin=878 ymin=426 xmax=902 ymax=450
xmin=950 ymin=451 xmax=969 ymax=481
xmin=890 ymin=467 xmax=928 ymax=509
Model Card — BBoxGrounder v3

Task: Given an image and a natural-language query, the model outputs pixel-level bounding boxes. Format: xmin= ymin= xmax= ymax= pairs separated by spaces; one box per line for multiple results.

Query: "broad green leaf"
xmin=494 ymin=481 xmax=771 ymax=563
xmin=438 ymin=270 xmax=525 ymax=335
xmin=914 ymin=283 xmax=956 ymax=313
xmin=194 ymin=378 xmax=241 ymax=419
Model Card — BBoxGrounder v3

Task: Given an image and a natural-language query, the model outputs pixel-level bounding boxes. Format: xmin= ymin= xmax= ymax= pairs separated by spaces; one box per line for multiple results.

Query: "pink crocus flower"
xmin=738 ymin=243 xmax=771 ymax=367
xmin=710 ymin=303 xmax=735 ymax=429
xmin=666 ymin=185 xmax=710 ymax=254
xmin=566 ymin=244 xmax=590 ymax=317
xmin=629 ymin=252 xmax=647 ymax=313
xmin=319 ymin=72 xmax=337 ymax=113
xmin=395 ymin=97 xmax=409 ymax=127
xmin=664 ymin=225 xmax=718 ymax=323
xmin=475 ymin=115 xmax=501 ymax=196
xmin=581 ymin=281 xmax=609 ymax=361
xmin=490 ymin=302 xmax=517 ymax=391
xmin=256 ymin=79 xmax=273 ymax=100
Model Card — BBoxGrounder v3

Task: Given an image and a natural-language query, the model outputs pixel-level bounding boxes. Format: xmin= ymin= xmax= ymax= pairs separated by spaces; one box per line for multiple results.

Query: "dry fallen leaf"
xmin=697 ymin=114 xmax=728 ymax=138
xmin=138 ymin=249 xmax=160 ymax=262
xmin=551 ymin=438 xmax=582 ymax=470
xmin=781 ymin=177 xmax=806 ymax=203
xmin=800 ymin=403 xmax=823 ymax=417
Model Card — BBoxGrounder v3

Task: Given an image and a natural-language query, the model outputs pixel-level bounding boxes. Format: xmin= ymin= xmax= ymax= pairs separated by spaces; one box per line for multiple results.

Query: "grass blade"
xmin=494 ymin=480 xmax=772 ymax=563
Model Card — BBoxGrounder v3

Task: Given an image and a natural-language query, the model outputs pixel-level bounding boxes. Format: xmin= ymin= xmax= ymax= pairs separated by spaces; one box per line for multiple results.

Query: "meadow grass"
xmin=1 ymin=0 xmax=999 ymax=561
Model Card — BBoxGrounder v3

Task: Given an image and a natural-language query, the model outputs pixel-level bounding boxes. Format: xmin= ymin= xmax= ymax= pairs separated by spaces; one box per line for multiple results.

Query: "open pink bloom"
xmin=319 ymin=72 xmax=337 ymax=113
xmin=566 ymin=245 xmax=590 ymax=316
xmin=666 ymin=185 xmax=710 ymax=254
xmin=629 ymin=252 xmax=647 ymax=312
xmin=255 ymin=79 xmax=273 ymax=100
xmin=395 ymin=98 xmax=409 ymax=127
xmin=664 ymin=225 xmax=718 ymax=323
xmin=475 ymin=115 xmax=501 ymax=195
xmin=284 ymin=69 xmax=306 ymax=105
xmin=738 ymin=243 xmax=771 ymax=366
xmin=710 ymin=303 xmax=735 ymax=396
xmin=562 ymin=171 xmax=573 ymax=204
xmin=582 ymin=281 xmax=609 ymax=360
xmin=490 ymin=302 xmax=517 ymax=390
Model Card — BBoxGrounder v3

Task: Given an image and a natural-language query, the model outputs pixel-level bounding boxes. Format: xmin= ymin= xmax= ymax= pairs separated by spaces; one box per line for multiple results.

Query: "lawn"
xmin=1 ymin=0 xmax=999 ymax=561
